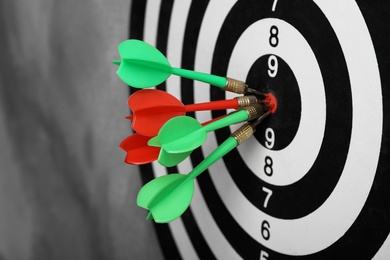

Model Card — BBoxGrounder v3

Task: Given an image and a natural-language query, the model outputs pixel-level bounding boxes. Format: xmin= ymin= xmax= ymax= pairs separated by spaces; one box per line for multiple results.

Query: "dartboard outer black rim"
xmin=128 ymin=0 xmax=390 ymax=259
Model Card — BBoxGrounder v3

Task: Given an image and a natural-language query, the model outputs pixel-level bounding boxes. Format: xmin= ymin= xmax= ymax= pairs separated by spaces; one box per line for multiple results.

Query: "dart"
xmin=137 ymin=112 xmax=269 ymax=223
xmin=149 ymin=104 xmax=264 ymax=153
xmin=120 ymin=115 xmax=228 ymax=165
xmin=148 ymin=104 xmax=266 ymax=167
xmin=112 ymin=39 xmax=262 ymax=95
xmin=127 ymin=88 xmax=258 ymax=137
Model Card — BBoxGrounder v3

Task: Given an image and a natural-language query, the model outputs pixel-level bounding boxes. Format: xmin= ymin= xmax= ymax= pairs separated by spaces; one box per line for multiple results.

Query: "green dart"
xmin=148 ymin=104 xmax=265 ymax=167
xmin=137 ymin=112 xmax=269 ymax=223
xmin=112 ymin=39 xmax=262 ymax=95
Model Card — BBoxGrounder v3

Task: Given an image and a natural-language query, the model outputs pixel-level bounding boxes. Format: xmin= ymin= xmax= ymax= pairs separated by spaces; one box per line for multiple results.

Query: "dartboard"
xmin=128 ymin=0 xmax=390 ymax=259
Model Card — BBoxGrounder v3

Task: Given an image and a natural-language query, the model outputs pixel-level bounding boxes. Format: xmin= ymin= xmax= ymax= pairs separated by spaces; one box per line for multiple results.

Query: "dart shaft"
xmin=201 ymin=110 xmax=248 ymax=133
xmin=184 ymin=99 xmax=238 ymax=112
xmin=201 ymin=105 xmax=263 ymax=133
xmin=170 ymin=68 xmax=251 ymax=94
xmin=186 ymin=137 xmax=238 ymax=181
xmin=171 ymin=67 xmax=227 ymax=88
xmin=185 ymin=121 xmax=257 ymax=181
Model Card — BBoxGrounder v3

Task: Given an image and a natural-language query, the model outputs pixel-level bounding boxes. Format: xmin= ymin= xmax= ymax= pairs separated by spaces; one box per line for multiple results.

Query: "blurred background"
xmin=0 ymin=0 xmax=163 ymax=259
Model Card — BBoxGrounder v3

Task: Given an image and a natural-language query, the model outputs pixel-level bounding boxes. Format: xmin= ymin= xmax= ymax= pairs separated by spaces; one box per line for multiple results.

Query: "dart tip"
xmin=112 ymin=59 xmax=121 ymax=66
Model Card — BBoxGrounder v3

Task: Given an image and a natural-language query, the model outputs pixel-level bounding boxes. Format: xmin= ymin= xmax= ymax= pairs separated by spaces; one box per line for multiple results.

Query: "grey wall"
xmin=0 ymin=1 xmax=163 ymax=259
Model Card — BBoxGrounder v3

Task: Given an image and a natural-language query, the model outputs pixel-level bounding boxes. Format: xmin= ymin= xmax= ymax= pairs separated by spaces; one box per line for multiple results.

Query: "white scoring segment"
xmin=143 ymin=0 xmax=161 ymax=46
xmin=227 ymin=18 xmax=326 ymax=186
xmin=193 ymin=0 xmax=382 ymax=256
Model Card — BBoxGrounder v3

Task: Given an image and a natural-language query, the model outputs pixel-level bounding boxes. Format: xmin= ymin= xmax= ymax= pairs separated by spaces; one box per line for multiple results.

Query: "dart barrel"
xmin=231 ymin=123 xmax=255 ymax=145
xmin=235 ymin=95 xmax=258 ymax=107
xmin=238 ymin=104 xmax=265 ymax=121
xmin=224 ymin=77 xmax=248 ymax=94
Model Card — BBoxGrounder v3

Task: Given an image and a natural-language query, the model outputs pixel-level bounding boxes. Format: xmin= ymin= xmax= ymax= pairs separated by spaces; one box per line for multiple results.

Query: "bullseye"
xmin=264 ymin=93 xmax=277 ymax=114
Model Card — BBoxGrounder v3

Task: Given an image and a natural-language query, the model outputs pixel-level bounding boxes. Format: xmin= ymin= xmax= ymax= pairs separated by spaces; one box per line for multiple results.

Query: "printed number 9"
xmin=268 ymin=55 xmax=278 ymax=78
xmin=265 ymin=128 xmax=275 ymax=149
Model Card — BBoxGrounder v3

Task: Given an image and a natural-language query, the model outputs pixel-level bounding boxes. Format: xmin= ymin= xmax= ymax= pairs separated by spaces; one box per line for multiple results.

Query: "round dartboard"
xmin=129 ymin=0 xmax=390 ymax=259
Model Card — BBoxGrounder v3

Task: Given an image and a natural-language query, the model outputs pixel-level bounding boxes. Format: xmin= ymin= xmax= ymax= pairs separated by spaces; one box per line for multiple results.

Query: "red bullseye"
xmin=264 ymin=93 xmax=277 ymax=114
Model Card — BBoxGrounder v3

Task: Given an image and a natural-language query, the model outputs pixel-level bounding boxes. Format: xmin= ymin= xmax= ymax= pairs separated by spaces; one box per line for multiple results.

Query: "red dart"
xmin=127 ymin=89 xmax=258 ymax=137
xmin=120 ymin=115 xmax=228 ymax=165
